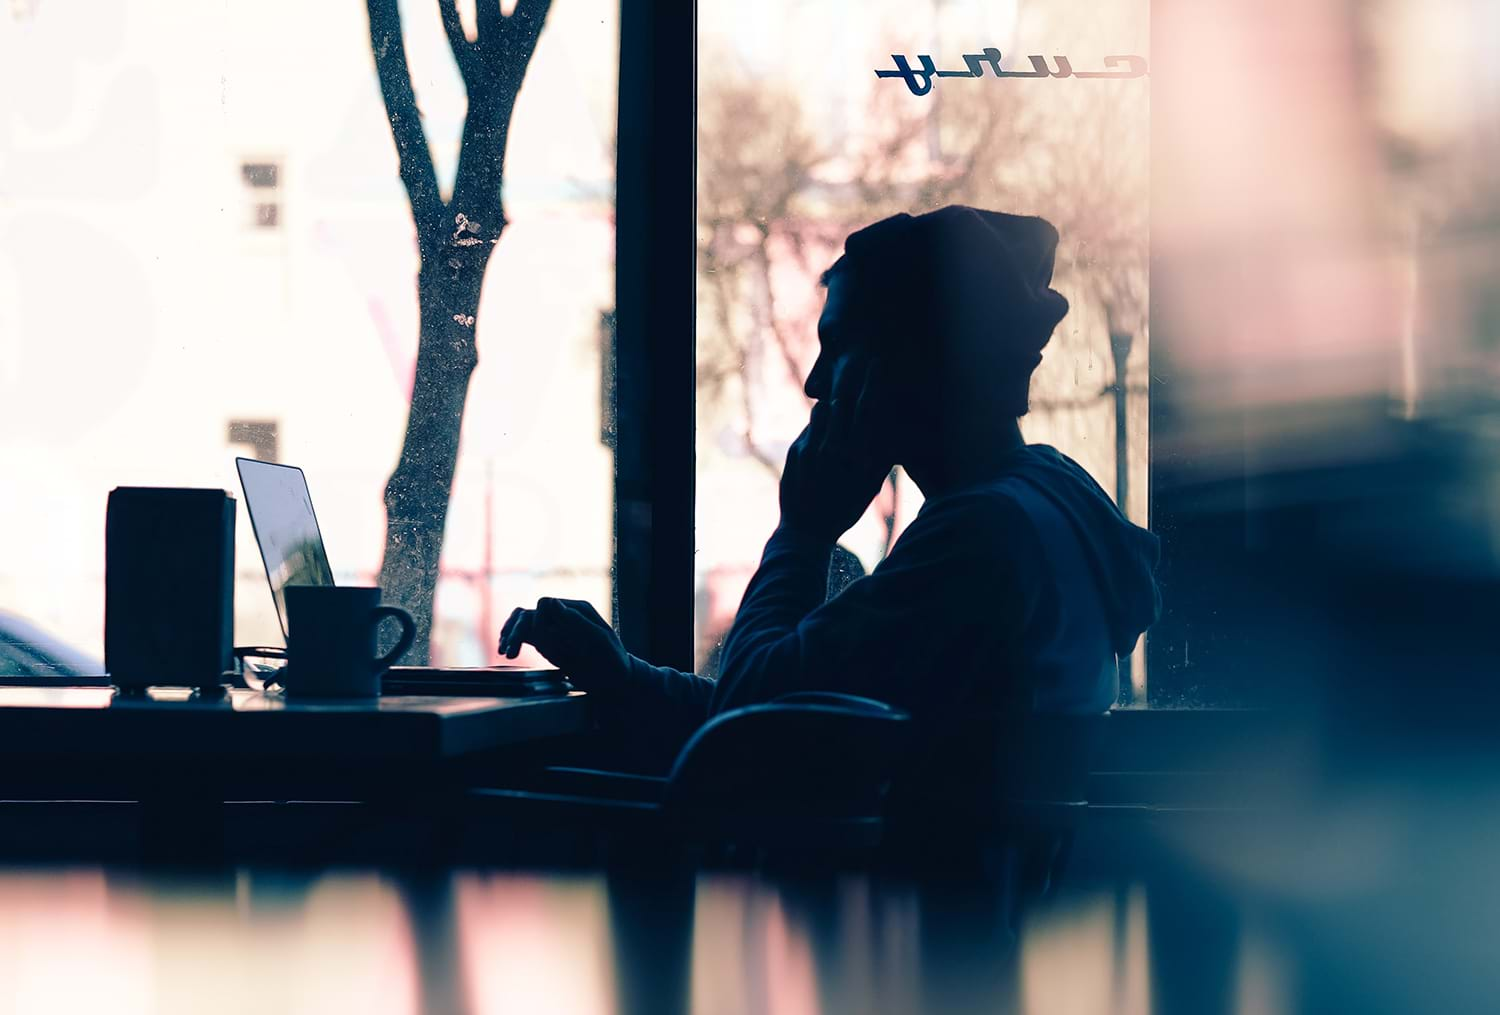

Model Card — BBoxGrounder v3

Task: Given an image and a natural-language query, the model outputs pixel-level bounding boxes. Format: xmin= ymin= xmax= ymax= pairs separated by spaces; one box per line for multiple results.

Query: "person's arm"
xmin=710 ymin=523 xmax=833 ymax=708
xmin=499 ymin=597 xmax=715 ymax=750
xmin=712 ymin=493 xmax=1022 ymax=715
xmin=606 ymin=654 xmax=716 ymax=745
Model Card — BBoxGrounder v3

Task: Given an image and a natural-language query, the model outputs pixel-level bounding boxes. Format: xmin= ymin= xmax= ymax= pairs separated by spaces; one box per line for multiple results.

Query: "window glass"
xmin=0 ymin=1 xmax=616 ymax=670
xmin=694 ymin=0 xmax=1151 ymax=699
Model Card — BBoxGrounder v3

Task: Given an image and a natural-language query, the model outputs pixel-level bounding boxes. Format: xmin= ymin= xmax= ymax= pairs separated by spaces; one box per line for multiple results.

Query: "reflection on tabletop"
xmin=2 ymin=819 xmax=1494 ymax=1015
xmin=0 ymin=868 xmax=1175 ymax=1015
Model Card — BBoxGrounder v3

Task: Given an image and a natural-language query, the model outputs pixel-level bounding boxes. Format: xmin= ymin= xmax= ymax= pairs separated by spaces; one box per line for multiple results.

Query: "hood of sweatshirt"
xmin=1000 ymin=444 xmax=1162 ymax=656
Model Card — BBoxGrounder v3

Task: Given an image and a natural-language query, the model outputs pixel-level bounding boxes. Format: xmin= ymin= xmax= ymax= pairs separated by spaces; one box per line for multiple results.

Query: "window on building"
xmin=227 ymin=419 xmax=280 ymax=463
xmin=240 ymin=160 xmax=282 ymax=230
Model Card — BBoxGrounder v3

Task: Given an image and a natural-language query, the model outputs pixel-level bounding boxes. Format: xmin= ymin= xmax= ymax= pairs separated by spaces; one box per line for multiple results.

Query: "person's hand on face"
xmin=498 ymin=598 xmax=631 ymax=694
xmin=779 ymin=355 xmax=897 ymax=542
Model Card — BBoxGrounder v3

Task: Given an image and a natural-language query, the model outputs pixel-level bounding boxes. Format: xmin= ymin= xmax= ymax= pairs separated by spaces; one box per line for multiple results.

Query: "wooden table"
xmin=0 ymin=685 xmax=591 ymax=801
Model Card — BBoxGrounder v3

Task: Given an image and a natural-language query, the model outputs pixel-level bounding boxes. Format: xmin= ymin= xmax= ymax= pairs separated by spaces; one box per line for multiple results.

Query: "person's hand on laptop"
xmin=499 ymin=598 xmax=631 ymax=693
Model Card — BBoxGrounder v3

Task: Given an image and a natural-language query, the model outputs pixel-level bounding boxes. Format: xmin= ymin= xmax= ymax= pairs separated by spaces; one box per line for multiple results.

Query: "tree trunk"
xmin=377 ymin=255 xmax=490 ymax=663
xmin=365 ymin=0 xmax=548 ymax=664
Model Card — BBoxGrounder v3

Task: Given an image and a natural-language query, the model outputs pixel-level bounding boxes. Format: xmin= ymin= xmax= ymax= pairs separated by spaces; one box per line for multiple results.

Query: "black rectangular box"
xmin=105 ymin=487 xmax=235 ymax=690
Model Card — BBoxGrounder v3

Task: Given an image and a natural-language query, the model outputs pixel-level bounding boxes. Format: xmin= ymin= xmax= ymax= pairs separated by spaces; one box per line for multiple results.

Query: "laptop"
xmin=235 ymin=457 xmax=566 ymax=695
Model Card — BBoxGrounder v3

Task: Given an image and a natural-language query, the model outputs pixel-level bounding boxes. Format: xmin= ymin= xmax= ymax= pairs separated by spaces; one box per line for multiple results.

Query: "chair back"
xmin=662 ymin=692 xmax=912 ymax=851
xmin=885 ymin=709 xmax=1108 ymax=855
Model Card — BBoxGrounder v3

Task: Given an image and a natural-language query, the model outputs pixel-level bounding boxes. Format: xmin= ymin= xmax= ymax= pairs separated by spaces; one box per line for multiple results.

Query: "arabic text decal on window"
xmin=877 ymin=48 xmax=1148 ymax=96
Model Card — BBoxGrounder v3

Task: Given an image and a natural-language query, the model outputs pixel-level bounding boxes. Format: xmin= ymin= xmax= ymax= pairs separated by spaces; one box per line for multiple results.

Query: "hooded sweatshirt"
xmin=611 ymin=444 xmax=1161 ymax=760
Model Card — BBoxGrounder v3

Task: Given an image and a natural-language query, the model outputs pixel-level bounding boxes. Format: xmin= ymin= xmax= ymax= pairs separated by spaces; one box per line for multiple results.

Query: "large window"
xmin=6 ymin=1 xmax=1498 ymax=710
xmin=693 ymin=0 xmax=1151 ymax=698
xmin=0 ymin=0 xmax=617 ymax=670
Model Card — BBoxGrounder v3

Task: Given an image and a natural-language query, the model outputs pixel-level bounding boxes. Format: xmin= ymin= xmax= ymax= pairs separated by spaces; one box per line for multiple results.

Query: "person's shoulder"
xmin=921 ymin=480 xmax=1034 ymax=519
xmin=906 ymin=481 xmax=1036 ymax=558
xmin=906 ymin=446 xmax=1090 ymax=553
xmin=920 ymin=448 xmax=1061 ymax=521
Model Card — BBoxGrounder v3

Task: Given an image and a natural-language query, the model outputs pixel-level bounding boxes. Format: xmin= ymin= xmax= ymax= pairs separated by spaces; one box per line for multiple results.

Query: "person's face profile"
xmin=806 ymin=271 xmax=875 ymax=404
xmin=806 ymin=269 xmax=914 ymax=465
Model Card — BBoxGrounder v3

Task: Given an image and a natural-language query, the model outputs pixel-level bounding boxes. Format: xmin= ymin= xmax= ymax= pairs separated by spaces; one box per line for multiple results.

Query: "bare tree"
xmin=366 ymin=0 xmax=551 ymax=661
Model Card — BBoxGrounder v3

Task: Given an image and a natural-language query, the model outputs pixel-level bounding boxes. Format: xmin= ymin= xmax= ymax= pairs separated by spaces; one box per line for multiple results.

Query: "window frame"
xmin=613 ymin=0 xmax=698 ymax=672
xmin=621 ymin=2 xmax=1207 ymax=717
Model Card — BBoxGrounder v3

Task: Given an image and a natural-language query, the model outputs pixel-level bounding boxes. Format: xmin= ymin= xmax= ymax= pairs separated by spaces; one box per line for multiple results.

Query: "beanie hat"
xmin=833 ymin=206 xmax=1069 ymax=414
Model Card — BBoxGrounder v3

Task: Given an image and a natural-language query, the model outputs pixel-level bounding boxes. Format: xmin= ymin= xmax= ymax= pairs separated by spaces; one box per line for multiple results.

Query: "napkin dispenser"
xmin=105 ymin=487 xmax=235 ymax=691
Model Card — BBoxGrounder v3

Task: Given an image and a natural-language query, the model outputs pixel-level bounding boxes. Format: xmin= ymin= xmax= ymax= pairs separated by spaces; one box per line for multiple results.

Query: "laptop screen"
xmin=235 ymin=458 xmax=335 ymax=638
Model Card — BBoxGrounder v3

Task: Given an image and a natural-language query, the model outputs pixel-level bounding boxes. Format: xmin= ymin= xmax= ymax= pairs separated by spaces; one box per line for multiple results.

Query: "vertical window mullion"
xmin=614 ymin=0 xmax=698 ymax=672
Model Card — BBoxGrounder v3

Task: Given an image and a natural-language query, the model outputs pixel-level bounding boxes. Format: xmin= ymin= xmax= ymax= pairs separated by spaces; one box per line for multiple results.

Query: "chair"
xmin=461 ymin=691 xmax=913 ymax=865
xmin=882 ymin=710 xmax=1109 ymax=894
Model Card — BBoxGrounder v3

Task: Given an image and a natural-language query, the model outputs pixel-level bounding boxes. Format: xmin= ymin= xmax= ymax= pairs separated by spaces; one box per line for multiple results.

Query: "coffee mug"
xmin=283 ymin=585 xmax=416 ymax=698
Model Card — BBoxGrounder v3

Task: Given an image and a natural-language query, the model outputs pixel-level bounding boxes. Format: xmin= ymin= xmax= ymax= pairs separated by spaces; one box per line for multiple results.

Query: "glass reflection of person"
xmin=282 ymin=537 xmax=332 ymax=588
xmin=502 ymin=207 xmax=1161 ymax=771
xmin=275 ymin=537 xmax=333 ymax=620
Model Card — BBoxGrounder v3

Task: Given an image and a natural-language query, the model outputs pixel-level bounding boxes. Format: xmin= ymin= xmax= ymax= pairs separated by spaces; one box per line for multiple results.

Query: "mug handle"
xmin=372 ymin=605 xmax=417 ymax=670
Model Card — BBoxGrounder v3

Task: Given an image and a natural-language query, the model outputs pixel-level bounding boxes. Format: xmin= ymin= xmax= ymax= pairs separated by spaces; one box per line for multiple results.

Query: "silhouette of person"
xmin=501 ymin=206 xmax=1160 ymax=770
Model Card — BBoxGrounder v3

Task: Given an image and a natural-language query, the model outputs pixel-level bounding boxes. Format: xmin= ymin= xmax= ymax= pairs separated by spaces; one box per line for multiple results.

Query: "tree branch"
xmin=367 ymin=0 xmax=444 ymax=245
xmin=738 ymin=372 xmax=785 ymax=480
xmin=449 ymin=0 xmax=551 ymax=234
xmin=450 ymin=93 xmax=518 ymax=234
xmin=475 ymin=0 xmax=503 ymax=45
xmin=438 ymin=0 xmax=477 ymax=84
xmin=752 ymin=232 xmax=814 ymax=402
xmin=475 ymin=0 xmax=550 ymax=89
xmin=506 ymin=0 xmax=551 ymax=54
